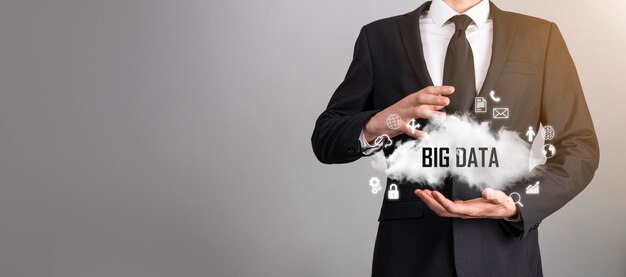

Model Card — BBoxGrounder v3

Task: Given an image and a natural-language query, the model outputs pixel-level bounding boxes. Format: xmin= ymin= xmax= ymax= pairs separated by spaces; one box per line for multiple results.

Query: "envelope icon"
xmin=492 ymin=108 xmax=509 ymax=119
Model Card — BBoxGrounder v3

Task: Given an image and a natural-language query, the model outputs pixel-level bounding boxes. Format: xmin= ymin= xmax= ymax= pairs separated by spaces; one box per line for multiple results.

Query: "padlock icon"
xmin=387 ymin=184 xmax=399 ymax=200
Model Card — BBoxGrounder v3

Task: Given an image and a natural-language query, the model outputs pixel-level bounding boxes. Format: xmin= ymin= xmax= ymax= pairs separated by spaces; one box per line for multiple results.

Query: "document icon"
xmin=492 ymin=108 xmax=509 ymax=119
xmin=526 ymin=181 xmax=540 ymax=194
xmin=474 ymin=97 xmax=487 ymax=113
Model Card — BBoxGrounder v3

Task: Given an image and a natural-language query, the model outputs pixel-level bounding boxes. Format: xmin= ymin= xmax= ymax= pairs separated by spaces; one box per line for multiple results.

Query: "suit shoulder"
xmin=362 ymin=15 xmax=403 ymax=33
xmin=504 ymin=11 xmax=553 ymax=29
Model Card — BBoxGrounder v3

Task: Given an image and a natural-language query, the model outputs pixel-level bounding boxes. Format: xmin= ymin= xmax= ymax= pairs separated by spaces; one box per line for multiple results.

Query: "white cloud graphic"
xmin=380 ymin=115 xmax=534 ymax=191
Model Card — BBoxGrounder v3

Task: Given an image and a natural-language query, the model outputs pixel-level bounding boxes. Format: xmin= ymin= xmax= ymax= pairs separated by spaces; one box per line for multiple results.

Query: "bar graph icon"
xmin=526 ymin=181 xmax=540 ymax=195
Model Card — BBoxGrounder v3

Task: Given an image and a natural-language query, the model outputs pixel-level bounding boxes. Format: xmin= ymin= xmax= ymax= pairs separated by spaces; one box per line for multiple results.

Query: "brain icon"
xmin=542 ymin=125 xmax=555 ymax=140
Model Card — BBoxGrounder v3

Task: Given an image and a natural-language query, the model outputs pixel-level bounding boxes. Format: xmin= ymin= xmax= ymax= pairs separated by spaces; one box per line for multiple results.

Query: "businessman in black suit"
xmin=311 ymin=0 xmax=599 ymax=276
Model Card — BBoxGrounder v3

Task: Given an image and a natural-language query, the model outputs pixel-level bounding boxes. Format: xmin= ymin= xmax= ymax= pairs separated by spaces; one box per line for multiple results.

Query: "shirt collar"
xmin=429 ymin=0 xmax=490 ymax=29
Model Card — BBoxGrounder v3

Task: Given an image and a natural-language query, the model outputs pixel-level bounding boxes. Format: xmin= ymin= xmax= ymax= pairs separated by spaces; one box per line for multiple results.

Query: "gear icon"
xmin=369 ymin=177 xmax=380 ymax=188
xmin=369 ymin=177 xmax=382 ymax=194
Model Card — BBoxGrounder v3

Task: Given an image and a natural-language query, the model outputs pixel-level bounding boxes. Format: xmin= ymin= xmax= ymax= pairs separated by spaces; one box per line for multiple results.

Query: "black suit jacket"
xmin=311 ymin=1 xmax=599 ymax=276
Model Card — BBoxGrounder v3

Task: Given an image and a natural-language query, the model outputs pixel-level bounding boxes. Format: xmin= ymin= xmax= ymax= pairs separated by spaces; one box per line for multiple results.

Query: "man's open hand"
xmin=414 ymin=188 xmax=518 ymax=220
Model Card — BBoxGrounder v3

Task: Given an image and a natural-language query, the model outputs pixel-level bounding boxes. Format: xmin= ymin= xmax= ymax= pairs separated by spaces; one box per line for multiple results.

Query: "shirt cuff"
xmin=504 ymin=203 xmax=522 ymax=222
xmin=359 ymin=129 xmax=379 ymax=155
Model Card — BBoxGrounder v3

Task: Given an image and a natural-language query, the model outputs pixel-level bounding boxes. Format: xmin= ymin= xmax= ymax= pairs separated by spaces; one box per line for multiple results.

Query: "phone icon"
xmin=489 ymin=90 xmax=501 ymax=102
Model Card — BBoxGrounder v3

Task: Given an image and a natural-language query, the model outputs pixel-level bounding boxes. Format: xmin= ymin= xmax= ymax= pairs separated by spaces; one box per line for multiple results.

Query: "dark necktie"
xmin=443 ymin=15 xmax=476 ymax=113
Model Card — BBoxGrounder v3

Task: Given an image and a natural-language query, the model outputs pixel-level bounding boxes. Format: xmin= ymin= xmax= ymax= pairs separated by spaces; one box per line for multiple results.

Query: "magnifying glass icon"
xmin=509 ymin=192 xmax=523 ymax=207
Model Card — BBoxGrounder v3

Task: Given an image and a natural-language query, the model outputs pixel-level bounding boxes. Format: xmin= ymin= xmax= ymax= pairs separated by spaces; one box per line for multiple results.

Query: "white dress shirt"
xmin=360 ymin=0 xmax=493 ymax=153
xmin=421 ymin=0 xmax=492 ymax=93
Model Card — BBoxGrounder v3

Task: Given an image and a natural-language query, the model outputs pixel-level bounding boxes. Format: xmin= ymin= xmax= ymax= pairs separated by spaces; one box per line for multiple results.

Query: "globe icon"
xmin=386 ymin=114 xmax=403 ymax=130
xmin=543 ymin=144 xmax=556 ymax=158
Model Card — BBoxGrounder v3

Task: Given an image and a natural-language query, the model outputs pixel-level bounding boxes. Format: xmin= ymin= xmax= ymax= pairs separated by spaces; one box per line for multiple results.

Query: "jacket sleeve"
xmin=311 ymin=26 xmax=381 ymax=164
xmin=505 ymin=23 xmax=600 ymax=238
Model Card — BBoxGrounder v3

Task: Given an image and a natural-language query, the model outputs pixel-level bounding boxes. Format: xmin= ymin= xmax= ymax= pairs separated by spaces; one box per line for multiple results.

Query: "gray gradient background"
xmin=0 ymin=0 xmax=624 ymax=276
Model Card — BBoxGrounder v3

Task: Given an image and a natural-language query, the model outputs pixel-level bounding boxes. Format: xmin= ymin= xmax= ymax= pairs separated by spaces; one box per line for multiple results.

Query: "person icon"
xmin=526 ymin=126 xmax=536 ymax=142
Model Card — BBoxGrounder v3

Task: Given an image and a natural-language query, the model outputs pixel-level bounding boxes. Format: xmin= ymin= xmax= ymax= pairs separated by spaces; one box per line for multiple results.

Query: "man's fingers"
xmin=413 ymin=93 xmax=451 ymax=107
xmin=432 ymin=191 xmax=472 ymax=216
xmin=398 ymin=118 xmax=427 ymax=139
xmin=418 ymin=86 xmax=455 ymax=96
xmin=415 ymin=189 xmax=459 ymax=218
xmin=417 ymin=189 xmax=516 ymax=219
xmin=431 ymin=191 xmax=480 ymax=218
xmin=412 ymin=104 xmax=446 ymax=111
xmin=423 ymin=105 xmax=447 ymax=111
xmin=482 ymin=188 xmax=508 ymax=204
xmin=416 ymin=190 xmax=450 ymax=216
xmin=482 ymin=188 xmax=498 ymax=203
xmin=411 ymin=107 xmax=446 ymax=120
xmin=403 ymin=128 xmax=428 ymax=139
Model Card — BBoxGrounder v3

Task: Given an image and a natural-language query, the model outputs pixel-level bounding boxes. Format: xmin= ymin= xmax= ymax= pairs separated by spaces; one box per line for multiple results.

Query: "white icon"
xmin=386 ymin=114 xmax=402 ymax=130
xmin=369 ymin=177 xmax=382 ymax=194
xmin=408 ymin=119 xmax=421 ymax=133
xmin=373 ymin=134 xmax=393 ymax=148
xmin=542 ymin=125 xmax=555 ymax=140
xmin=474 ymin=97 xmax=487 ymax=113
xmin=489 ymin=90 xmax=501 ymax=102
xmin=526 ymin=181 xmax=540 ymax=194
xmin=387 ymin=184 xmax=399 ymax=200
xmin=543 ymin=144 xmax=556 ymax=158
xmin=526 ymin=126 xmax=536 ymax=142
xmin=509 ymin=192 xmax=523 ymax=207
xmin=492 ymin=108 xmax=509 ymax=119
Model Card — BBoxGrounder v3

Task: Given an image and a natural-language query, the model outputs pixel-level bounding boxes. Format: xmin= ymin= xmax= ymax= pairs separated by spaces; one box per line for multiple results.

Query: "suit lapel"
xmin=478 ymin=2 xmax=517 ymax=96
xmin=398 ymin=1 xmax=434 ymax=88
